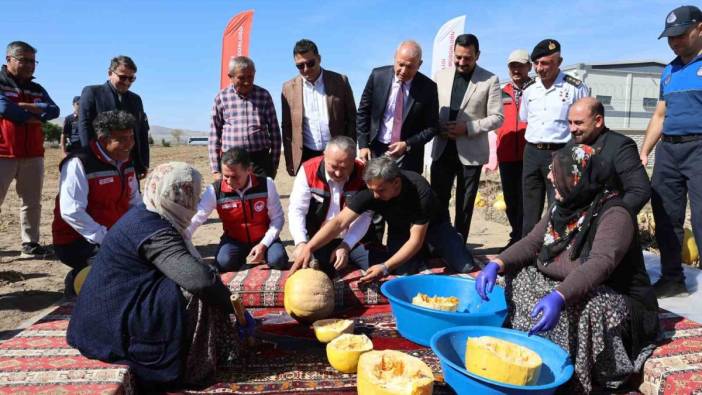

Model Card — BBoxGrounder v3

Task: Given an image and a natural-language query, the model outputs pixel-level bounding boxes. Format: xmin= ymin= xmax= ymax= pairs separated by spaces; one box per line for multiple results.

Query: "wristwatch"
xmin=380 ymin=263 xmax=389 ymax=276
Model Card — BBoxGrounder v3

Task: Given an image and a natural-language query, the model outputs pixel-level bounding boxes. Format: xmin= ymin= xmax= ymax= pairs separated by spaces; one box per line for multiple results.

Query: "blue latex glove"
xmin=237 ymin=311 xmax=256 ymax=339
xmin=475 ymin=262 xmax=500 ymax=301
xmin=529 ymin=290 xmax=565 ymax=336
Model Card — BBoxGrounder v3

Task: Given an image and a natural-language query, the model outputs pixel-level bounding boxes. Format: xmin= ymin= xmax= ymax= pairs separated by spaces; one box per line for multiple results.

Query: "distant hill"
xmin=50 ymin=117 xmax=207 ymax=143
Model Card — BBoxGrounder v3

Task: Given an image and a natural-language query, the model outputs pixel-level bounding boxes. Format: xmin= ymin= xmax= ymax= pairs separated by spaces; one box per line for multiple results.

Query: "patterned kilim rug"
xmin=185 ymin=304 xmax=455 ymax=394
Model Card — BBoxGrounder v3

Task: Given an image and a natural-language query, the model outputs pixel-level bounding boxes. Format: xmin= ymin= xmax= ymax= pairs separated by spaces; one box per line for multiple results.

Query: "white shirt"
xmin=288 ymin=165 xmax=372 ymax=247
xmin=378 ymin=76 xmax=412 ymax=144
xmin=187 ymin=176 xmax=284 ymax=247
xmin=519 ymin=71 xmax=590 ymax=144
xmin=302 ymin=71 xmax=331 ymax=151
xmin=58 ymin=144 xmax=141 ymax=245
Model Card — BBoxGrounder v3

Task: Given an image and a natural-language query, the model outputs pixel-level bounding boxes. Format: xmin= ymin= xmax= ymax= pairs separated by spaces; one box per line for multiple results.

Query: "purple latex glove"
xmin=237 ymin=311 xmax=256 ymax=339
xmin=529 ymin=290 xmax=565 ymax=336
xmin=475 ymin=262 xmax=500 ymax=301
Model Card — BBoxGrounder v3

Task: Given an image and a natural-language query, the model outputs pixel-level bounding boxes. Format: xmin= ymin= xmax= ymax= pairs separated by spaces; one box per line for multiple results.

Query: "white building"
xmin=563 ymin=60 xmax=667 ymax=166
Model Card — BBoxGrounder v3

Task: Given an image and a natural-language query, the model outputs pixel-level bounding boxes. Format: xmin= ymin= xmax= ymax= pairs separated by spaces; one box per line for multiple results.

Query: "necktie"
xmin=390 ymin=82 xmax=404 ymax=143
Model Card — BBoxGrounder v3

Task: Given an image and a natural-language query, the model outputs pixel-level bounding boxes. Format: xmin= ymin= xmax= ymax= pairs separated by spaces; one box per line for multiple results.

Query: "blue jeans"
xmin=369 ymin=220 xmax=476 ymax=274
xmin=215 ymin=235 xmax=289 ymax=272
xmin=314 ymin=239 xmax=370 ymax=278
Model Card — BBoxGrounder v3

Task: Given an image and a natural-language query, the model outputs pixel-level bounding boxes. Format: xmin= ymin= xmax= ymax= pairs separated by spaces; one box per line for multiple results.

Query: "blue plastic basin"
xmin=380 ymin=275 xmax=507 ymax=346
xmin=430 ymin=326 xmax=574 ymax=395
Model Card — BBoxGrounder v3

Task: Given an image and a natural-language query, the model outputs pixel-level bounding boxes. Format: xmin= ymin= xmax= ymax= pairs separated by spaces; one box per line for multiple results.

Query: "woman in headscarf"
xmin=475 ymin=145 xmax=659 ymax=394
xmin=67 ymin=162 xmax=252 ymax=390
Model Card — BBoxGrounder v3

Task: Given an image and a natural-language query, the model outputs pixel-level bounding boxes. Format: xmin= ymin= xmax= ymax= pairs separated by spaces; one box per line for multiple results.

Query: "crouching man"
xmin=52 ymin=110 xmax=141 ymax=290
xmin=188 ymin=147 xmax=288 ymax=272
xmin=288 ymin=136 xmax=372 ymax=278
xmin=292 ymin=156 xmax=476 ymax=282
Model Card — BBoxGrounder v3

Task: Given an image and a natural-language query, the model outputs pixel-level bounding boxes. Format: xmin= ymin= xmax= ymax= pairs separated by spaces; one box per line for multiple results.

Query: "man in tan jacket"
xmin=281 ymin=39 xmax=357 ymax=176
xmin=430 ymin=34 xmax=503 ymax=243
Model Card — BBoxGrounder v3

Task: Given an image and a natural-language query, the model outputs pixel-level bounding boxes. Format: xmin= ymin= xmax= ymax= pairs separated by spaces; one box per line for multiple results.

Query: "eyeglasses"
xmin=112 ymin=72 xmax=136 ymax=82
xmin=10 ymin=56 xmax=38 ymax=65
xmin=295 ymin=59 xmax=316 ymax=70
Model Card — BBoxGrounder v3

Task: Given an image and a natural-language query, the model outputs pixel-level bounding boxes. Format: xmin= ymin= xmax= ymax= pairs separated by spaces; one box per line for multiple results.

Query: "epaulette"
xmin=522 ymin=78 xmax=536 ymax=90
xmin=564 ymin=74 xmax=582 ymax=87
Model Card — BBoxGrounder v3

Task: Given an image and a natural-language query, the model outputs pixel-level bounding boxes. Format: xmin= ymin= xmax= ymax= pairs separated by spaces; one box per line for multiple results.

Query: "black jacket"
xmin=79 ymin=81 xmax=150 ymax=174
xmin=576 ymin=128 xmax=651 ymax=214
xmin=356 ymin=66 xmax=439 ymax=173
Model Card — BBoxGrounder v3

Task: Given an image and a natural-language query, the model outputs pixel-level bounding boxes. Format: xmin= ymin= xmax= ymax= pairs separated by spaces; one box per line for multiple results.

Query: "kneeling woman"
xmin=67 ymin=162 xmax=252 ymax=390
xmin=476 ymin=145 xmax=659 ymax=393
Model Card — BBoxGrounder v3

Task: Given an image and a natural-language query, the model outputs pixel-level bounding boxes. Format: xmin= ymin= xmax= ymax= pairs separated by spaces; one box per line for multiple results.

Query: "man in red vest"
xmin=288 ymin=136 xmax=371 ymax=277
xmin=0 ymin=41 xmax=59 ymax=257
xmin=496 ymin=49 xmax=531 ymax=249
xmin=188 ymin=147 xmax=288 ymax=272
xmin=52 ymin=110 xmax=140 ymax=292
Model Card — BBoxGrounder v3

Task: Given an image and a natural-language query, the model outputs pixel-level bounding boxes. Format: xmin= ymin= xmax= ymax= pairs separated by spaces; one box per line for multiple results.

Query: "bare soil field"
xmin=0 ymin=145 xmax=533 ymax=338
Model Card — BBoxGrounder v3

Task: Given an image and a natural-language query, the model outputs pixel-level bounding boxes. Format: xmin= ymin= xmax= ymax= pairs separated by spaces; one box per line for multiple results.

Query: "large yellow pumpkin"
xmin=465 ymin=336 xmax=542 ymax=386
xmin=357 ymin=350 xmax=434 ymax=395
xmin=284 ymin=268 xmax=334 ymax=323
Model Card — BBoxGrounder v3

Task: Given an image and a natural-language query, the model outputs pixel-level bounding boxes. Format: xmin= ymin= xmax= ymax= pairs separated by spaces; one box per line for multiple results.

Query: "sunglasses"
xmin=295 ymin=59 xmax=317 ymax=70
xmin=10 ymin=56 xmax=38 ymax=65
xmin=112 ymin=72 xmax=136 ymax=82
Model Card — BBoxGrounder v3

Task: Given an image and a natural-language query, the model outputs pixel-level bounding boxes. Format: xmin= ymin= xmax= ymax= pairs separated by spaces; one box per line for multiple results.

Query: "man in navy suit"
xmin=356 ymin=40 xmax=439 ymax=174
xmin=79 ymin=56 xmax=150 ymax=178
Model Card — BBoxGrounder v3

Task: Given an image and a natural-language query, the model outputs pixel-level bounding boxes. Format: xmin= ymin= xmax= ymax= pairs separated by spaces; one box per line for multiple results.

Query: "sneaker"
xmin=20 ymin=243 xmax=52 ymax=258
xmin=653 ymin=278 xmax=689 ymax=298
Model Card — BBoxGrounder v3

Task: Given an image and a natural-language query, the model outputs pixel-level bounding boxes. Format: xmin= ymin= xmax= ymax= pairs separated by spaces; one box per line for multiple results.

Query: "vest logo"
xmin=254 ymin=200 xmax=266 ymax=212
xmin=222 ymin=202 xmax=238 ymax=209
xmin=98 ymin=177 xmax=114 ymax=185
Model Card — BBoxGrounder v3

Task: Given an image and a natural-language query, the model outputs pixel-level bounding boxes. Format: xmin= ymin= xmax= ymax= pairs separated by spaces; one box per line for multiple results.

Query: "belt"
xmin=527 ymin=142 xmax=566 ymax=150
xmin=661 ymin=134 xmax=702 ymax=143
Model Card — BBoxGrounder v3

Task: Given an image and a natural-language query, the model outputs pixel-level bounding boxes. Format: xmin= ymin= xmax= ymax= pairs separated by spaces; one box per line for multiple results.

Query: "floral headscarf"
xmin=142 ymin=162 xmax=202 ymax=237
xmin=539 ymin=144 xmax=617 ymax=264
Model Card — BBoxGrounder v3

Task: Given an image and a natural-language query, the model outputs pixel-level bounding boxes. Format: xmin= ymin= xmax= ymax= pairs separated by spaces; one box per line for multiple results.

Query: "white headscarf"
xmin=142 ymin=162 xmax=203 ymax=256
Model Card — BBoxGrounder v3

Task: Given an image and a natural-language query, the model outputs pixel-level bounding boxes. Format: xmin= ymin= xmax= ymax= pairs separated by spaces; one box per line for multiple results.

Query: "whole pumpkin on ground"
xmin=284 ymin=268 xmax=335 ymax=323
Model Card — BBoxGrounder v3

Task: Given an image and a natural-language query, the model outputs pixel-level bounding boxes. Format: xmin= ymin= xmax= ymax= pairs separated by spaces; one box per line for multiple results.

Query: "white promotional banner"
xmin=425 ymin=15 xmax=466 ymax=173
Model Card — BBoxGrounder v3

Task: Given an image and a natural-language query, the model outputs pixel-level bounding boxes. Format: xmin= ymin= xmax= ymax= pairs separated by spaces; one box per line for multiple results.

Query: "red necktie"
xmin=390 ymin=82 xmax=404 ymax=143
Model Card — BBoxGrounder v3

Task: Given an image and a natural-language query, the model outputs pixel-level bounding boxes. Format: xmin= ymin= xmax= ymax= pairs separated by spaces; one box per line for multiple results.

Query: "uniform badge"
xmin=254 ymin=201 xmax=266 ymax=212
xmin=667 ymin=11 xmax=677 ymax=23
xmin=697 ymin=66 xmax=702 ymax=77
xmin=98 ymin=177 xmax=114 ymax=185
xmin=548 ymin=41 xmax=556 ymax=50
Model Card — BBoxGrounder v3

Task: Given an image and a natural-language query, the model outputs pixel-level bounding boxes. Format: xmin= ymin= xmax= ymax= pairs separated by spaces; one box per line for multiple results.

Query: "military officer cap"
xmin=531 ymin=39 xmax=561 ymax=62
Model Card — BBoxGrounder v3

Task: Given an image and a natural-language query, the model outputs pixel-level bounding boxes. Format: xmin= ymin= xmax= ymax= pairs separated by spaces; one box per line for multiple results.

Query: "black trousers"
xmin=499 ymin=161 xmax=523 ymax=242
xmin=249 ymin=149 xmax=275 ymax=179
xmin=430 ymin=141 xmax=482 ymax=243
xmin=302 ymin=146 xmax=323 ymax=162
xmin=521 ymin=144 xmax=558 ymax=237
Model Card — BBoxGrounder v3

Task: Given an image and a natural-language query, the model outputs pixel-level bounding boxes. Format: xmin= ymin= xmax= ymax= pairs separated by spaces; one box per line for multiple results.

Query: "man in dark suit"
xmin=567 ymin=97 xmax=650 ymax=213
xmin=79 ymin=56 xmax=150 ymax=178
xmin=357 ymin=40 xmax=439 ymax=174
xmin=281 ymin=39 xmax=356 ymax=176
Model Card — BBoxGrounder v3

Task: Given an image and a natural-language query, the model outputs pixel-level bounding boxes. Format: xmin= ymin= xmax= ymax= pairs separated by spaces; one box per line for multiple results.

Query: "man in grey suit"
xmin=431 ymin=34 xmax=503 ymax=243
xmin=79 ymin=56 xmax=150 ymax=179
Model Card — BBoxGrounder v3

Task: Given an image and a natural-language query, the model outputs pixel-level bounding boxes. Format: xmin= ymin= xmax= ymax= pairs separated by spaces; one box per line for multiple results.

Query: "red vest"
xmin=215 ymin=175 xmax=270 ymax=245
xmin=496 ymin=82 xmax=529 ymax=163
xmin=0 ymin=69 xmax=46 ymax=158
xmin=302 ymin=155 xmax=366 ymax=236
xmin=52 ymin=141 xmax=136 ymax=245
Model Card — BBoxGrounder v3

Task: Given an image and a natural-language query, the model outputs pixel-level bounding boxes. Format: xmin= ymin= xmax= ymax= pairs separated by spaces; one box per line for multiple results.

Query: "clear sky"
xmin=3 ymin=0 xmax=677 ymax=132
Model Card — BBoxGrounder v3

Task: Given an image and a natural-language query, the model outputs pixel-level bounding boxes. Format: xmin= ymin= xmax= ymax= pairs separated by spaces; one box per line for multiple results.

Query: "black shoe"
xmin=20 ymin=243 xmax=52 ymax=258
xmin=653 ymin=278 xmax=689 ymax=298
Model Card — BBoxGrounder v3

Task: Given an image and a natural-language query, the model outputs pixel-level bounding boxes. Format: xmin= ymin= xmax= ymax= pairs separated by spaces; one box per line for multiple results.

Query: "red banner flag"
xmin=220 ymin=10 xmax=254 ymax=89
